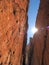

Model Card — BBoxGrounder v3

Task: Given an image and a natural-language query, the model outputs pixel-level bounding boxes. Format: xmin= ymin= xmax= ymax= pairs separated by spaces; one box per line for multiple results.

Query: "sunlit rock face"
xmin=0 ymin=0 xmax=29 ymax=65
xmin=28 ymin=0 xmax=49 ymax=65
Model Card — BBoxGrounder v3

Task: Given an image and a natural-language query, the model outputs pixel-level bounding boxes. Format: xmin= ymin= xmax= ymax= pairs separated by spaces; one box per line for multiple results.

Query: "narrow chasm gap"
xmin=27 ymin=0 xmax=40 ymax=45
xmin=22 ymin=33 xmax=27 ymax=65
xmin=25 ymin=0 xmax=40 ymax=65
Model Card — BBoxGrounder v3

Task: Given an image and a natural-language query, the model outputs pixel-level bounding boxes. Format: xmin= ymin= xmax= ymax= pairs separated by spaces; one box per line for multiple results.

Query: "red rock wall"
xmin=0 ymin=0 xmax=29 ymax=65
xmin=36 ymin=0 xmax=49 ymax=28
xmin=31 ymin=29 xmax=49 ymax=65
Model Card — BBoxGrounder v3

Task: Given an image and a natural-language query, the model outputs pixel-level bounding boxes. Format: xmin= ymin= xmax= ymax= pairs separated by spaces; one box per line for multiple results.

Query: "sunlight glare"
xmin=31 ymin=27 xmax=38 ymax=34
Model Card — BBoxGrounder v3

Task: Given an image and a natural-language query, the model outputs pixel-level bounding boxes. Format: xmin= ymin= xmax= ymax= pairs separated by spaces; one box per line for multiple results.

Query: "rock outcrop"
xmin=28 ymin=0 xmax=49 ymax=65
xmin=0 ymin=0 xmax=29 ymax=65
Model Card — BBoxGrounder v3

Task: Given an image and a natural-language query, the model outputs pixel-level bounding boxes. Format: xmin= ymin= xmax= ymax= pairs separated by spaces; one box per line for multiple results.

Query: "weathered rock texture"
xmin=0 ymin=0 xmax=29 ymax=65
xmin=28 ymin=0 xmax=49 ymax=65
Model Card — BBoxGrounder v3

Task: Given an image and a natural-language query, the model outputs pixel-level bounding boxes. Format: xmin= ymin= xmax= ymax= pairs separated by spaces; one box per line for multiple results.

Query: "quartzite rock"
xmin=0 ymin=0 xmax=29 ymax=65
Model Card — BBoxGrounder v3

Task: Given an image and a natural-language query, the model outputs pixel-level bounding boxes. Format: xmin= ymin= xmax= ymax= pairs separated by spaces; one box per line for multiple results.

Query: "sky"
xmin=27 ymin=0 xmax=40 ymax=44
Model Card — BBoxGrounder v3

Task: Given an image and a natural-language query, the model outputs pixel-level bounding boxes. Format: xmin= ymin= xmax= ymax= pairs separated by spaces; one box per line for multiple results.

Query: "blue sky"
xmin=27 ymin=0 xmax=40 ymax=44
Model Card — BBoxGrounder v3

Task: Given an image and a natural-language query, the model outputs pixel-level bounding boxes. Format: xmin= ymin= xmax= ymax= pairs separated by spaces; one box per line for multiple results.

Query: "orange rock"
xmin=0 ymin=0 xmax=29 ymax=65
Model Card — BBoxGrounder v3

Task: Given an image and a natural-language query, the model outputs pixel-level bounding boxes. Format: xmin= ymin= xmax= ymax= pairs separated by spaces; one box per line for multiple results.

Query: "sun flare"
xmin=31 ymin=27 xmax=38 ymax=34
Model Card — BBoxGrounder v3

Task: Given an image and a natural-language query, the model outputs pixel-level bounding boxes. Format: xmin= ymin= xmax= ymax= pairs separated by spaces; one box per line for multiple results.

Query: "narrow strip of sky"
xmin=27 ymin=0 xmax=40 ymax=44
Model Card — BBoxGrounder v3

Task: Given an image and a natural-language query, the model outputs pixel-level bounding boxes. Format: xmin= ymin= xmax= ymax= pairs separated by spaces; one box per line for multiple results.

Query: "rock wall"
xmin=36 ymin=0 xmax=49 ymax=28
xmin=31 ymin=29 xmax=49 ymax=65
xmin=28 ymin=0 xmax=49 ymax=65
xmin=0 ymin=0 xmax=29 ymax=65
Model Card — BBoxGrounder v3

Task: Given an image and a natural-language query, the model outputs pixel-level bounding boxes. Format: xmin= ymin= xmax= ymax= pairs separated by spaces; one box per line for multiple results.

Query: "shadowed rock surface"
xmin=28 ymin=38 xmax=34 ymax=65
xmin=28 ymin=0 xmax=49 ymax=65
xmin=0 ymin=0 xmax=29 ymax=65
xmin=36 ymin=0 xmax=49 ymax=28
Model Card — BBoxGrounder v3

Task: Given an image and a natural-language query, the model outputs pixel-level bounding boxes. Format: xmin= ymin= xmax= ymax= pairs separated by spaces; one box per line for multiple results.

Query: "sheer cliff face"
xmin=0 ymin=0 xmax=29 ymax=65
xmin=28 ymin=0 xmax=49 ymax=65
xmin=31 ymin=29 xmax=49 ymax=65
xmin=36 ymin=0 xmax=49 ymax=28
